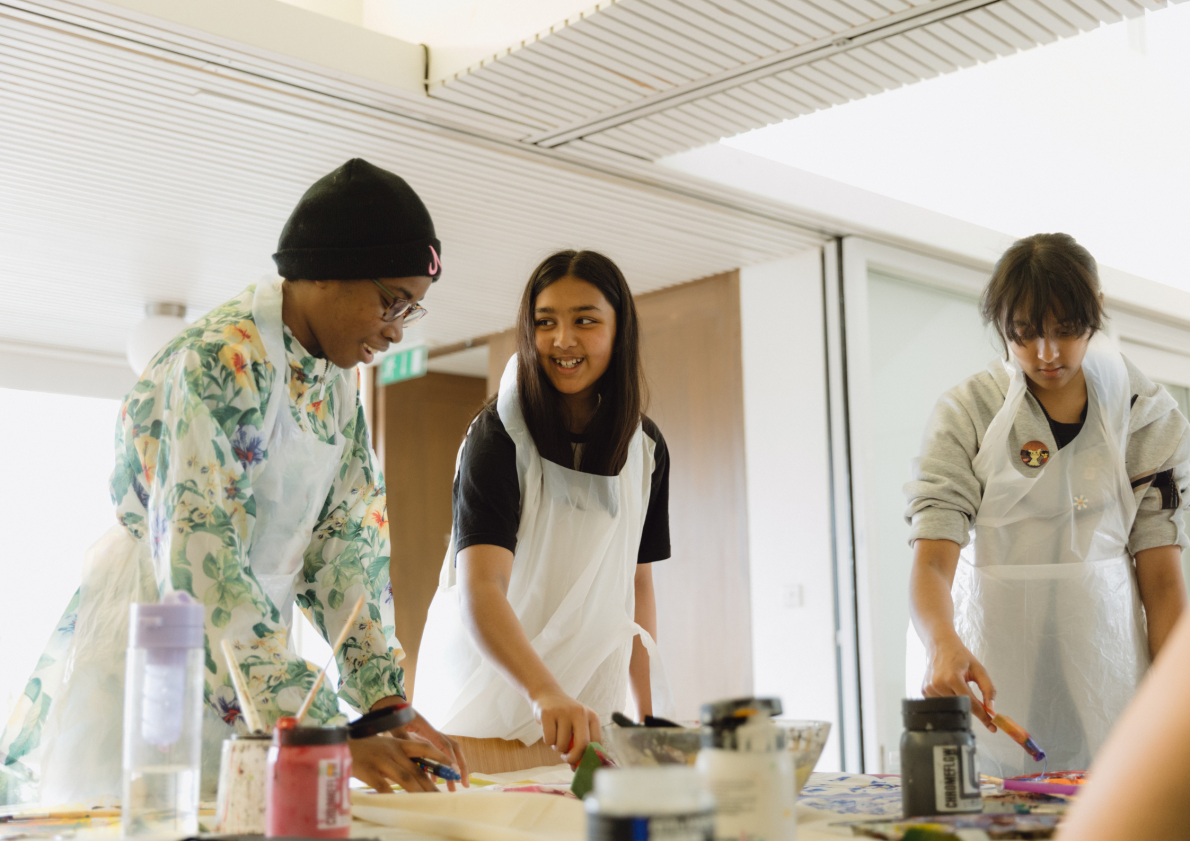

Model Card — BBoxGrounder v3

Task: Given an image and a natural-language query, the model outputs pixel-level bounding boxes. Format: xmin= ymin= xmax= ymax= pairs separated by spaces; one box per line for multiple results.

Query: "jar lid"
xmin=273 ymin=716 xmax=348 ymax=746
xmin=587 ymin=767 xmax=710 ymax=816
xmin=902 ymin=696 xmax=972 ymax=731
xmin=128 ymin=592 xmax=204 ymax=650
xmin=699 ymin=697 xmax=782 ymax=726
xmin=348 ymin=704 xmax=416 ymax=739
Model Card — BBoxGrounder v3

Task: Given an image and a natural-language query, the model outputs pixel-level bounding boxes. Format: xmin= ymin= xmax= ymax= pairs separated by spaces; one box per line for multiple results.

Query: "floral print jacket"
xmin=3 ymin=285 xmax=403 ymax=782
xmin=118 ymin=284 xmax=405 ymax=724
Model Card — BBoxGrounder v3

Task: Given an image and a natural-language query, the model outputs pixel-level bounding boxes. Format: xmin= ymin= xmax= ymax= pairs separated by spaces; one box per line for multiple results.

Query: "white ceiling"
xmin=427 ymin=345 xmax=490 ymax=378
xmin=3 ymin=0 xmax=1177 ymax=368
xmin=280 ymin=0 xmax=601 ymax=80
xmin=430 ymin=0 xmax=1175 ymax=159
xmin=0 ymin=0 xmax=825 ymax=362
xmin=720 ymin=4 xmax=1190 ymax=294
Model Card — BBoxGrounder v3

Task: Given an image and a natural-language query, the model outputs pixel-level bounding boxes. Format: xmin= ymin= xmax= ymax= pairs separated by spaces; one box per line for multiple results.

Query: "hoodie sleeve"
xmin=904 ymin=387 xmax=985 ymax=548
xmin=1123 ymin=357 xmax=1190 ymax=555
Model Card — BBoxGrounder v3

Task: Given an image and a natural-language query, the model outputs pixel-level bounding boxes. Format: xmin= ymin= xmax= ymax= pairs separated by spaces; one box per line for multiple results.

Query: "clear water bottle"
xmin=122 ymin=592 xmax=205 ymax=838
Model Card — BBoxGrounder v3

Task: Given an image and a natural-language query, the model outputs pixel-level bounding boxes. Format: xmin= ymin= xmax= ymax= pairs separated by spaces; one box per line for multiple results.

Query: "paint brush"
xmin=415 ymin=758 xmax=462 ymax=782
xmin=983 ymin=704 xmax=1046 ymax=763
xmin=0 ymin=809 xmax=121 ymax=822
xmin=295 ymin=595 xmax=366 ymax=724
xmin=221 ymin=639 xmax=265 ymax=734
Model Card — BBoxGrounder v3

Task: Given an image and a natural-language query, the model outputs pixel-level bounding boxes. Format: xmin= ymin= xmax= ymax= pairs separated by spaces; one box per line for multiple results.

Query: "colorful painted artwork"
xmin=1003 ymin=772 xmax=1088 ymax=796
xmin=980 ymin=788 xmax=1072 ymax=816
xmin=844 ymin=813 xmax=1062 ymax=840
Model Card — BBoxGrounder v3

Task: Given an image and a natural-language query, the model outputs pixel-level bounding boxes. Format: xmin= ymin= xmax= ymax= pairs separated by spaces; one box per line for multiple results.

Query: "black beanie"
xmin=273 ymin=158 xmax=442 ymax=281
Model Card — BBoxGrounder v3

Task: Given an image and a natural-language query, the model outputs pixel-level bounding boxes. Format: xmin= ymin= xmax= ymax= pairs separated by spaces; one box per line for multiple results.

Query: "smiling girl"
xmin=906 ymin=233 xmax=1189 ymax=777
xmin=415 ymin=250 xmax=672 ymax=767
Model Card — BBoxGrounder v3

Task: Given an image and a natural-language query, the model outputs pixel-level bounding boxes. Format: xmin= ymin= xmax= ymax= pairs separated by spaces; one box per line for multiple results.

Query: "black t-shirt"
xmin=452 ymin=405 xmax=671 ymax=563
xmin=1030 ymin=392 xmax=1088 ymax=450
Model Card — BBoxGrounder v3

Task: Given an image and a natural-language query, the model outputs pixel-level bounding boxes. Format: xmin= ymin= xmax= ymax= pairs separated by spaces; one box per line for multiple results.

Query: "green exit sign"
xmin=377 ymin=344 xmax=428 ymax=386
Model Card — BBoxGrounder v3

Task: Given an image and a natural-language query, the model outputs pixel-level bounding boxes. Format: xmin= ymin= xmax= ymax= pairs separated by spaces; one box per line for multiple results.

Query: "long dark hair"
xmin=981 ymin=233 xmax=1105 ymax=356
xmin=515 ymin=250 xmax=645 ymax=476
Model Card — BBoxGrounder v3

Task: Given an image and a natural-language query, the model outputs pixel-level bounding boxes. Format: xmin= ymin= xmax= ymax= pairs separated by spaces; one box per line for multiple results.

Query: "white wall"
xmin=1117 ymin=340 xmax=1190 ymax=389
xmin=0 ymin=348 xmax=135 ymax=717
xmin=739 ymin=250 xmax=841 ymax=771
xmin=100 ymin=0 xmax=424 ymax=94
xmin=0 ymin=388 xmax=123 ymax=716
xmin=0 ymin=347 xmax=137 ymax=401
xmin=721 ymin=5 xmax=1190 ymax=298
xmin=661 ymin=144 xmax=1190 ymax=327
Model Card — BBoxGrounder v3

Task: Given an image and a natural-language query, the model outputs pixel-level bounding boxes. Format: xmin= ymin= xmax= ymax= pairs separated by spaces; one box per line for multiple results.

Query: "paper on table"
xmin=350 ymin=791 xmax=584 ymax=841
xmin=468 ymin=765 xmax=574 ymax=786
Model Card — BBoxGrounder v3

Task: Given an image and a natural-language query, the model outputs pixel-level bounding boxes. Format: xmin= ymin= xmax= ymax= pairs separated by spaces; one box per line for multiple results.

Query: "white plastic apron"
xmin=249 ymin=277 xmax=355 ymax=631
xmin=415 ymin=354 xmax=675 ymax=744
xmin=907 ymin=334 xmax=1148 ymax=777
xmin=37 ymin=278 xmax=354 ymax=803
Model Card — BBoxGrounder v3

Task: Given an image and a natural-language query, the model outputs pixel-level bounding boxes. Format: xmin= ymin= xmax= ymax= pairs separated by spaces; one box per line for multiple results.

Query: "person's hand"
xmin=923 ymin=639 xmax=997 ymax=731
xmin=532 ymin=691 xmax=600 ymax=768
xmin=348 ymin=734 xmax=457 ymax=793
xmin=400 ymin=709 xmax=470 ymax=790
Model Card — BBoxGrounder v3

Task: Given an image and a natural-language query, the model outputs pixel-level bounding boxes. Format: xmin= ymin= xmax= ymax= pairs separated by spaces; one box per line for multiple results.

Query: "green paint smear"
xmin=569 ymin=742 xmax=613 ymax=800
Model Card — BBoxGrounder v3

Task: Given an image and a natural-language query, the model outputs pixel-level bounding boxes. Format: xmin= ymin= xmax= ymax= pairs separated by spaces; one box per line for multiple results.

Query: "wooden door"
xmin=375 ymin=371 xmax=487 ymax=698
xmin=485 ymin=271 xmax=752 ymax=719
xmin=635 ymin=271 xmax=752 ymax=718
xmin=486 ymin=330 xmax=517 ymax=397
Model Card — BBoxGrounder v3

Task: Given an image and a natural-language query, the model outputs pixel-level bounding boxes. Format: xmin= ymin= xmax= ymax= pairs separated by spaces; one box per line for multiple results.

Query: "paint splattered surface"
xmin=843 ymin=813 xmax=1061 ymax=839
xmin=1003 ymin=772 xmax=1088 ymax=796
xmin=799 ymin=773 xmax=905 ymax=817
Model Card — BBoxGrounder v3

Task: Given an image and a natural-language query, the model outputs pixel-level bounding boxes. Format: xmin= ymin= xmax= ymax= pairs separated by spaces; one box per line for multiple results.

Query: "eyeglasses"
xmin=370 ymin=279 xmax=428 ymax=326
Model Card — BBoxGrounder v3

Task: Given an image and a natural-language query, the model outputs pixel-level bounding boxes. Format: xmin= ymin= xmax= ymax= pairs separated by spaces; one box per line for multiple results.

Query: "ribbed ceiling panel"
xmin=431 ymin=0 xmax=1183 ymax=160
xmin=11 ymin=0 xmax=1164 ymax=363
xmin=0 ymin=0 xmax=825 ymax=361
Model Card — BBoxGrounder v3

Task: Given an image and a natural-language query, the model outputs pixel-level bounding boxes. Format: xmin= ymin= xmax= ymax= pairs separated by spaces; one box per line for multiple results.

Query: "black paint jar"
xmin=900 ymin=696 xmax=982 ymax=818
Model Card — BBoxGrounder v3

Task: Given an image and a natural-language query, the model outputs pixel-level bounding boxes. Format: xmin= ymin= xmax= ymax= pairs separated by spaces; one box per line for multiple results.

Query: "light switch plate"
xmin=781 ymin=583 xmax=804 ymax=609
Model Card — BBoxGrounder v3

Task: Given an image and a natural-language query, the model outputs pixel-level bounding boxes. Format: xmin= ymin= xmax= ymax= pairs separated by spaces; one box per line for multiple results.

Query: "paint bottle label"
xmin=697 ymin=749 xmax=796 ymax=841
xmin=589 ymin=811 xmax=715 ymax=841
xmin=316 ymin=758 xmax=350 ymax=830
xmin=932 ymin=745 xmax=980 ymax=812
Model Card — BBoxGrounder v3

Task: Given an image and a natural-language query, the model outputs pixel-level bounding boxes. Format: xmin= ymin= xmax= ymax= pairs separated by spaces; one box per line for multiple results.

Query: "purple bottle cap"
xmin=129 ymin=591 xmax=204 ymax=649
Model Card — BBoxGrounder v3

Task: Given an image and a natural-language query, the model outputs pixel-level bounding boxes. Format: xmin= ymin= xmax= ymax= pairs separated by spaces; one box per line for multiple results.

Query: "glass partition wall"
xmin=827 ymin=239 xmax=998 ymax=772
xmin=864 ymin=271 xmax=1002 ymax=773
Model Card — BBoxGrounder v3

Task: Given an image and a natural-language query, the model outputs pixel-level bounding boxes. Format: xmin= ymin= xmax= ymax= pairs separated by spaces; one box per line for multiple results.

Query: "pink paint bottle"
xmin=266 ymin=716 xmax=353 ymax=838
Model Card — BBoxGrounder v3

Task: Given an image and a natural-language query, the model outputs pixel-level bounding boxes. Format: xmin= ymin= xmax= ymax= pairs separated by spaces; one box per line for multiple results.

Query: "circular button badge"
xmin=1020 ymin=441 xmax=1050 ymax=468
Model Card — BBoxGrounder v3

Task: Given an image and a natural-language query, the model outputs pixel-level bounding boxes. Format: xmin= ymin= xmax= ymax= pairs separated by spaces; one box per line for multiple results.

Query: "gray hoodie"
xmin=905 ymin=355 xmax=1190 ymax=554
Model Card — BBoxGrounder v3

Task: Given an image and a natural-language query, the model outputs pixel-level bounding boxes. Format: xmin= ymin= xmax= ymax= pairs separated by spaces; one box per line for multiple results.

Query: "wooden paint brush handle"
xmin=295 ymin=595 xmax=366 ymax=724
xmin=983 ymin=703 xmax=1046 ymax=762
xmin=221 ymin=638 xmax=265 ymax=734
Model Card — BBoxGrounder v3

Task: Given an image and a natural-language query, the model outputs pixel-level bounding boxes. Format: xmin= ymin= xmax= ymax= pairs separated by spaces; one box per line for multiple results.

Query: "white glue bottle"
xmin=696 ymin=697 xmax=797 ymax=841
xmin=585 ymin=766 xmax=716 ymax=841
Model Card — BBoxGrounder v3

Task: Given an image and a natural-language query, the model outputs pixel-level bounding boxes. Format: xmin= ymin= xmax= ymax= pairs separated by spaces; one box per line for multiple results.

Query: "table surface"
xmin=351 ymin=769 xmax=906 ymax=840
xmin=0 ymin=771 xmax=983 ymax=841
